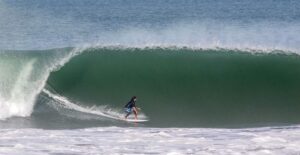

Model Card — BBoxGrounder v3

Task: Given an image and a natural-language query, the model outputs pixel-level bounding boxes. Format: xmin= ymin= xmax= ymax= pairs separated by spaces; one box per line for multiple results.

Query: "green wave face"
xmin=47 ymin=48 xmax=300 ymax=127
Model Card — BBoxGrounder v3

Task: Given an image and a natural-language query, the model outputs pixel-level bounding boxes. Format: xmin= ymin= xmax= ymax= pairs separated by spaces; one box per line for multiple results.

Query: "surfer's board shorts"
xmin=125 ymin=108 xmax=133 ymax=113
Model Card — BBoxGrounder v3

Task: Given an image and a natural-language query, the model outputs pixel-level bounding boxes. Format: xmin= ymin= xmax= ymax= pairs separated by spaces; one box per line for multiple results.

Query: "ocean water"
xmin=1 ymin=0 xmax=300 ymax=154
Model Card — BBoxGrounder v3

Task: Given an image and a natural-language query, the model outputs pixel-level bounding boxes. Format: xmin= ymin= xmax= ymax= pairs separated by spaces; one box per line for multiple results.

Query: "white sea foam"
xmin=0 ymin=48 xmax=84 ymax=120
xmin=0 ymin=126 xmax=300 ymax=154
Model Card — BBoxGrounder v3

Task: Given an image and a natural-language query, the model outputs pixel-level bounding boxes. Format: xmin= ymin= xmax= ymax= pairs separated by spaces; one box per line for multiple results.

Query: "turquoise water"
xmin=1 ymin=47 xmax=300 ymax=128
xmin=45 ymin=48 xmax=300 ymax=127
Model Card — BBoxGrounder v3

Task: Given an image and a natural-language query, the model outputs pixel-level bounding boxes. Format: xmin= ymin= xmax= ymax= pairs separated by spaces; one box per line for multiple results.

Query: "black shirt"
xmin=125 ymin=99 xmax=136 ymax=108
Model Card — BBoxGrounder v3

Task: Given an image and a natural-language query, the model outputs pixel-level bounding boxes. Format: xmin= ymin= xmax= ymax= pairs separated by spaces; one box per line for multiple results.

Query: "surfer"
xmin=124 ymin=96 xmax=138 ymax=120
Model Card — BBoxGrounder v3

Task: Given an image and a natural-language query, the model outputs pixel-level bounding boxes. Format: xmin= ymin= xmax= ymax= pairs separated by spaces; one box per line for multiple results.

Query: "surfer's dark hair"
xmin=132 ymin=96 xmax=137 ymax=100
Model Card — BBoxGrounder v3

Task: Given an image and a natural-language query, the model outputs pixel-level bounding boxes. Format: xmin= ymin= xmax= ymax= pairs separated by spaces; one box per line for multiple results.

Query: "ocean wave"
xmin=1 ymin=47 xmax=300 ymax=127
xmin=46 ymin=47 xmax=300 ymax=127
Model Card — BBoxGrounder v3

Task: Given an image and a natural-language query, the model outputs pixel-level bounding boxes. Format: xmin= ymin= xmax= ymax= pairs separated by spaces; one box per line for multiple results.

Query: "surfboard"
xmin=125 ymin=119 xmax=148 ymax=123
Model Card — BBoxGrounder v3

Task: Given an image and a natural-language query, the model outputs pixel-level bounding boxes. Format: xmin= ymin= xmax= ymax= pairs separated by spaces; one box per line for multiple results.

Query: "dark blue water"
xmin=1 ymin=0 xmax=300 ymax=50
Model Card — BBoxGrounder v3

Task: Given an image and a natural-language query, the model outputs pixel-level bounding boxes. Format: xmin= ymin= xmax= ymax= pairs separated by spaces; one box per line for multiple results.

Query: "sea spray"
xmin=0 ymin=48 xmax=83 ymax=119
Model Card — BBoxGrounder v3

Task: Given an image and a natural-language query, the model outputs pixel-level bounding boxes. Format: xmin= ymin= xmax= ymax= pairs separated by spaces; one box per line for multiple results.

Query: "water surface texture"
xmin=0 ymin=0 xmax=300 ymax=154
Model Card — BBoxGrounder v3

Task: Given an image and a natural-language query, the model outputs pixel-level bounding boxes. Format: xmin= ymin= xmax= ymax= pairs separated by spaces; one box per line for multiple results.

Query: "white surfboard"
xmin=125 ymin=119 xmax=148 ymax=123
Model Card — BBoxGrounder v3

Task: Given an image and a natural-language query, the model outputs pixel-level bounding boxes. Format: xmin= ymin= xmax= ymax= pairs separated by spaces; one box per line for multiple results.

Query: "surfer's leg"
xmin=124 ymin=108 xmax=132 ymax=119
xmin=125 ymin=112 xmax=130 ymax=119
xmin=133 ymin=107 xmax=138 ymax=120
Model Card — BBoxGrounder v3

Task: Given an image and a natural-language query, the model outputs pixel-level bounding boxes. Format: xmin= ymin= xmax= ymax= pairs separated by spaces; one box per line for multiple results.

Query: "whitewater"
xmin=1 ymin=0 xmax=300 ymax=154
xmin=1 ymin=126 xmax=300 ymax=154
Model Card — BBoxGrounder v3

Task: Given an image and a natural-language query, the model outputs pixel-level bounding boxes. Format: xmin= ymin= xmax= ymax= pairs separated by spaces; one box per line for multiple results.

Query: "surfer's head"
xmin=132 ymin=96 xmax=137 ymax=101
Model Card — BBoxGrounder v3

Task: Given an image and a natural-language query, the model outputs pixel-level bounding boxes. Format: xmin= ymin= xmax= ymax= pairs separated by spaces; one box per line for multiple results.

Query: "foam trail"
xmin=42 ymin=89 xmax=147 ymax=121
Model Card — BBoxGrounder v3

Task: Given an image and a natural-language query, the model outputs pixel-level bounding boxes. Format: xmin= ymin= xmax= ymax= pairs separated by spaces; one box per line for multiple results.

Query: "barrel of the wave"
xmin=47 ymin=48 xmax=300 ymax=127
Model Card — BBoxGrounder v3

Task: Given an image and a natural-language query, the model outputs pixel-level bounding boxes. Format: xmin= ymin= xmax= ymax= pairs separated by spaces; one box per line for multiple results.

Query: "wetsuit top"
xmin=124 ymin=99 xmax=136 ymax=109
